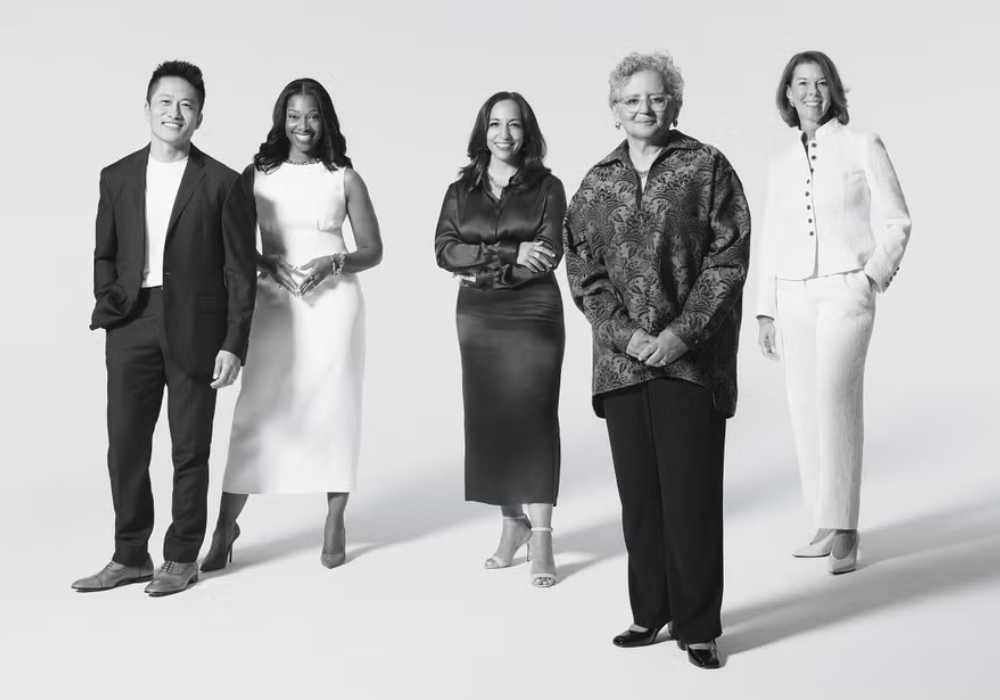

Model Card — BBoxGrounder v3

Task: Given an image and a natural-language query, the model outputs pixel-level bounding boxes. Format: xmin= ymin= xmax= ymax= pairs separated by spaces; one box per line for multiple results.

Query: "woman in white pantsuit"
xmin=756 ymin=51 xmax=911 ymax=574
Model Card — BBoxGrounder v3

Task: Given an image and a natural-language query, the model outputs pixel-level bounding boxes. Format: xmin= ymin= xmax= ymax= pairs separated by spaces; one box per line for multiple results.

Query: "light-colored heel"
xmin=484 ymin=515 xmax=531 ymax=569
xmin=792 ymin=529 xmax=836 ymax=558
xmin=828 ymin=532 xmax=860 ymax=575
xmin=528 ymin=526 xmax=557 ymax=588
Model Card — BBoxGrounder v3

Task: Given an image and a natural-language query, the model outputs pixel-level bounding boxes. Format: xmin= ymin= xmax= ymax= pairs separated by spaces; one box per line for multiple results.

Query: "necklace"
xmin=285 ymin=157 xmax=322 ymax=165
xmin=488 ymin=171 xmax=517 ymax=190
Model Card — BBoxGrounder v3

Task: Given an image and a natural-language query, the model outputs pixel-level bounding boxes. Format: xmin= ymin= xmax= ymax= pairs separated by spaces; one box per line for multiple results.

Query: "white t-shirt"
xmin=143 ymin=156 xmax=188 ymax=288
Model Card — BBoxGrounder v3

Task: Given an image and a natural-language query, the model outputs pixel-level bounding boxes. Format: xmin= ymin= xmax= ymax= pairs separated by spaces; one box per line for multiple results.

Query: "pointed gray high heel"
xmin=828 ymin=531 xmax=860 ymax=575
xmin=792 ymin=529 xmax=836 ymax=558
xmin=321 ymin=521 xmax=347 ymax=569
xmin=320 ymin=550 xmax=347 ymax=569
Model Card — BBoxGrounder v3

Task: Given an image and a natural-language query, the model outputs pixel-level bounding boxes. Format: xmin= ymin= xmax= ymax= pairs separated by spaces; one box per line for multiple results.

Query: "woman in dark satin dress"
xmin=435 ymin=91 xmax=566 ymax=588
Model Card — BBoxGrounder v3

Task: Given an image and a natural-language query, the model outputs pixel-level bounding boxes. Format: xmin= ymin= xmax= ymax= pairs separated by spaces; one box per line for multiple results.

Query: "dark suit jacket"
xmin=91 ymin=144 xmax=257 ymax=380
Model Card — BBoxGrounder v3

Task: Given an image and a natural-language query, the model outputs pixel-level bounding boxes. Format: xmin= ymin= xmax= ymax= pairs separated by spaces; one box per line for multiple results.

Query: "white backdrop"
xmin=2 ymin=1 xmax=997 ymax=697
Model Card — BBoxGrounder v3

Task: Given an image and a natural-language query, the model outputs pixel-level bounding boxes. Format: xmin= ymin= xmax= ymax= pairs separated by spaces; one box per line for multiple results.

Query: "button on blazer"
xmin=756 ymin=119 xmax=911 ymax=319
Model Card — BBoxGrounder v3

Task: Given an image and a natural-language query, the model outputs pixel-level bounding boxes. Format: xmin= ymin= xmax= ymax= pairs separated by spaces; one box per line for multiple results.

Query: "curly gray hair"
xmin=608 ymin=52 xmax=685 ymax=110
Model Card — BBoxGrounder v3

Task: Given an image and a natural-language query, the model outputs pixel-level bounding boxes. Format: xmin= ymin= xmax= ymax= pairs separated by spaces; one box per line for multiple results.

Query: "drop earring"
xmin=615 ymin=121 xmax=621 ymax=130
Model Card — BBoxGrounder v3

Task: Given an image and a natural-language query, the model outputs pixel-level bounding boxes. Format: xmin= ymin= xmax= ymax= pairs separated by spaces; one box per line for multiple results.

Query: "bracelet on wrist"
xmin=330 ymin=253 xmax=346 ymax=278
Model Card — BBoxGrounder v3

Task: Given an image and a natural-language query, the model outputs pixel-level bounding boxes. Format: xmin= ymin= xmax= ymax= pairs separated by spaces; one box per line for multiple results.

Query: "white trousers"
xmin=776 ymin=270 xmax=876 ymax=530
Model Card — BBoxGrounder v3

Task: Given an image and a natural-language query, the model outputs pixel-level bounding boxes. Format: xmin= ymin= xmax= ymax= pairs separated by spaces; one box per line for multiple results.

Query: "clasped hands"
xmin=626 ymin=328 xmax=689 ymax=367
xmin=260 ymin=254 xmax=343 ymax=297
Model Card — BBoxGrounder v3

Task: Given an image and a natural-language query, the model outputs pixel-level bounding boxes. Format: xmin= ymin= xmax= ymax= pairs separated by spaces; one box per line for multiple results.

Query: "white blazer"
xmin=756 ymin=119 xmax=911 ymax=319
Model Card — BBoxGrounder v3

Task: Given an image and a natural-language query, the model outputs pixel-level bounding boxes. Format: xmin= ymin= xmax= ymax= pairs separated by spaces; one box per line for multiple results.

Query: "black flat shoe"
xmin=676 ymin=639 xmax=721 ymax=669
xmin=612 ymin=623 xmax=672 ymax=648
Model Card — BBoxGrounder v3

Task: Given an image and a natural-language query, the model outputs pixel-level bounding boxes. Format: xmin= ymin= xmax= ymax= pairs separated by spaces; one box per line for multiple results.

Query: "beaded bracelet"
xmin=330 ymin=252 xmax=347 ymax=279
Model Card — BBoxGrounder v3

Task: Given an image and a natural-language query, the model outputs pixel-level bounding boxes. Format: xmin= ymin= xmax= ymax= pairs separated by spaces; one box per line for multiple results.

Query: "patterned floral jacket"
xmin=563 ymin=132 xmax=751 ymax=418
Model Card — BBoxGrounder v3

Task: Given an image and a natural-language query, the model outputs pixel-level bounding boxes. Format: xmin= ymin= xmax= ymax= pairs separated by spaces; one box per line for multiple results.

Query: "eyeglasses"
xmin=617 ymin=94 xmax=671 ymax=114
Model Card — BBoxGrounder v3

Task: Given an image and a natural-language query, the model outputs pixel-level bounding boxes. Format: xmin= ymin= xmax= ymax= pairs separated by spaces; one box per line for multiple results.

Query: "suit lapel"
xmin=166 ymin=145 xmax=207 ymax=243
xmin=129 ymin=146 xmax=150 ymax=241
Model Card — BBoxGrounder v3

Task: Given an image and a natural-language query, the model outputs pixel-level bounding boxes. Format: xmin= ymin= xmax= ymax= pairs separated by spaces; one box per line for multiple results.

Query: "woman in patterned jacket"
xmin=564 ymin=51 xmax=750 ymax=669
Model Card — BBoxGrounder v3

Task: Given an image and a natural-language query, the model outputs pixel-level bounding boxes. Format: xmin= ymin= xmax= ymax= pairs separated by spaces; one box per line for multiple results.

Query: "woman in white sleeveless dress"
xmin=202 ymin=78 xmax=383 ymax=572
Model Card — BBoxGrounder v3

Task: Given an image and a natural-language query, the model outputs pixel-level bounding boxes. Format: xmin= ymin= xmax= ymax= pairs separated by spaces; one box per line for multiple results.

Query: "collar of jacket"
xmin=595 ymin=129 xmax=701 ymax=167
xmin=796 ymin=117 xmax=845 ymax=143
xmin=136 ymin=142 xmax=206 ymax=168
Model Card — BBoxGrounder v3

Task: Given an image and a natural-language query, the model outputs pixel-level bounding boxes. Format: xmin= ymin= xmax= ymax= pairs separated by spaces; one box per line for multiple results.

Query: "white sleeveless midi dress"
xmin=223 ymin=163 xmax=364 ymax=494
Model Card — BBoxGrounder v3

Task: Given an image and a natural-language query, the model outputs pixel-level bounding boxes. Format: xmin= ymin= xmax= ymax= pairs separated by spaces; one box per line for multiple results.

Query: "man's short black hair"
xmin=146 ymin=60 xmax=206 ymax=108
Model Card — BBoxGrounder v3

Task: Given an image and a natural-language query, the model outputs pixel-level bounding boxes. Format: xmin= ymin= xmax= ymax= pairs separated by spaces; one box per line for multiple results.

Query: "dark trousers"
xmin=603 ymin=378 xmax=726 ymax=644
xmin=105 ymin=288 xmax=217 ymax=566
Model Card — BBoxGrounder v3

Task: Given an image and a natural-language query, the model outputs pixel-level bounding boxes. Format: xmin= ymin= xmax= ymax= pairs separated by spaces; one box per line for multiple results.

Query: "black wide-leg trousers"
xmin=603 ymin=378 xmax=726 ymax=644
xmin=105 ymin=288 xmax=217 ymax=566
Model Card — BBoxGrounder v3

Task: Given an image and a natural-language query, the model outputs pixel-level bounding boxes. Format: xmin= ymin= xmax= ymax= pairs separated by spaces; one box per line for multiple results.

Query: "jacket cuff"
xmin=666 ymin=318 xmax=699 ymax=351
xmin=605 ymin=318 xmax=641 ymax=353
xmin=863 ymin=261 xmax=889 ymax=293
xmin=221 ymin=331 xmax=248 ymax=365
xmin=756 ymin=276 xmax=778 ymax=319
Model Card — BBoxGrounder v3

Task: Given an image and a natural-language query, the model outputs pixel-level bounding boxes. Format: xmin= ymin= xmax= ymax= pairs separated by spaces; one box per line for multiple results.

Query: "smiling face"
xmin=285 ymin=93 xmax=324 ymax=161
xmin=786 ymin=62 xmax=831 ymax=125
xmin=145 ymin=76 xmax=202 ymax=149
xmin=486 ymin=99 xmax=524 ymax=166
xmin=614 ymin=69 xmax=677 ymax=143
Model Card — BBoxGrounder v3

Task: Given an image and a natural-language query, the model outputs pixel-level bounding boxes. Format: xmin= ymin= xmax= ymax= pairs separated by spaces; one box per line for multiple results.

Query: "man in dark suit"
xmin=72 ymin=60 xmax=257 ymax=596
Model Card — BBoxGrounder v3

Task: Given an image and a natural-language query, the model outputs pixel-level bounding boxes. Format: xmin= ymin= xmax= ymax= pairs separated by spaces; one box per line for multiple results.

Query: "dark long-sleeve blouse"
xmin=435 ymin=172 xmax=567 ymax=290
xmin=563 ymin=132 xmax=751 ymax=418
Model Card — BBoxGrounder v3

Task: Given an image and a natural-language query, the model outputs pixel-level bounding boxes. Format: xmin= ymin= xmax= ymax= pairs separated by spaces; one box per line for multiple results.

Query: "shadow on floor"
xmin=554 ymin=465 xmax=800 ymax=582
xmin=214 ymin=425 xmax=630 ymax=570
xmin=211 ymin=466 xmax=473 ymax=569
xmin=215 ymin=444 xmax=802 ymax=576
xmin=722 ymin=496 xmax=1000 ymax=654
xmin=557 ymin=518 xmax=625 ymax=581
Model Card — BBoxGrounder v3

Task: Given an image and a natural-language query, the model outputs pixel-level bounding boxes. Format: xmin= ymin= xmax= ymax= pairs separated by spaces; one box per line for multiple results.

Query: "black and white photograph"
xmin=3 ymin=0 xmax=996 ymax=697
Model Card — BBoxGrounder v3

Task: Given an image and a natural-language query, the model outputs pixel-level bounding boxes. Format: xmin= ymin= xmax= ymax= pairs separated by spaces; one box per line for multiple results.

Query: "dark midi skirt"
xmin=457 ymin=276 xmax=565 ymax=505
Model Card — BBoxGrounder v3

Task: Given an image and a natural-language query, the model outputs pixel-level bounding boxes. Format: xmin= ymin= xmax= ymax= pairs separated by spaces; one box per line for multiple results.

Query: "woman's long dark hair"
xmin=459 ymin=91 xmax=550 ymax=190
xmin=254 ymin=78 xmax=353 ymax=173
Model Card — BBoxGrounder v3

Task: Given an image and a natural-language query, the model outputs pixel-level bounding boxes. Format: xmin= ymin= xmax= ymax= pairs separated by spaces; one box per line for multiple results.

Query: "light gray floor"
xmin=7 ymin=369 xmax=997 ymax=699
